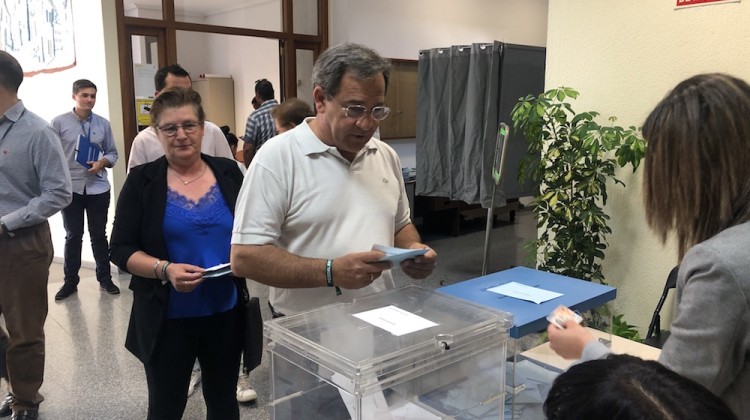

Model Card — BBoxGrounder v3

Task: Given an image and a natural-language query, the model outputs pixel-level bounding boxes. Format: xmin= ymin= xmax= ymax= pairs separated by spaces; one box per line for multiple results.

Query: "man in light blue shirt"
xmin=52 ymin=79 xmax=120 ymax=300
xmin=0 ymin=51 xmax=72 ymax=420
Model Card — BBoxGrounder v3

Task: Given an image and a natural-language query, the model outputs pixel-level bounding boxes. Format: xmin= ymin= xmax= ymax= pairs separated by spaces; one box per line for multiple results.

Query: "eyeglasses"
xmin=156 ymin=121 xmax=202 ymax=137
xmin=329 ymin=98 xmax=390 ymax=121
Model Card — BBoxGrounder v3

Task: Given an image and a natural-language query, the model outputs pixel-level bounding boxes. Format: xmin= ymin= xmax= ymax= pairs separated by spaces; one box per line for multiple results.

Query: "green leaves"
xmin=511 ymin=87 xmax=646 ymax=285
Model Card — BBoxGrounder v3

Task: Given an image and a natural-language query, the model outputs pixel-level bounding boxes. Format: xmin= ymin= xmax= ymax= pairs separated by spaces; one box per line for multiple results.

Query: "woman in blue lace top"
xmin=110 ymin=87 xmax=246 ymax=419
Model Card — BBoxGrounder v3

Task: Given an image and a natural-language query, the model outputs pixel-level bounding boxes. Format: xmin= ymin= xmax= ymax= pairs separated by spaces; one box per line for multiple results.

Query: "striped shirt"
xmin=0 ymin=100 xmax=72 ymax=231
xmin=242 ymin=98 xmax=278 ymax=150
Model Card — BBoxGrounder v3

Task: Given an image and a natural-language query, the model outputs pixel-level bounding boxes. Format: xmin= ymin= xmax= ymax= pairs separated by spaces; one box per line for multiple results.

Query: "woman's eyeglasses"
xmin=156 ymin=121 xmax=202 ymax=137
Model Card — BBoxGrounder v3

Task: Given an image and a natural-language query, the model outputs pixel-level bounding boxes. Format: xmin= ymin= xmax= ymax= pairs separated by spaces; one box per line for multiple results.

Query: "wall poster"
xmin=0 ymin=0 xmax=76 ymax=76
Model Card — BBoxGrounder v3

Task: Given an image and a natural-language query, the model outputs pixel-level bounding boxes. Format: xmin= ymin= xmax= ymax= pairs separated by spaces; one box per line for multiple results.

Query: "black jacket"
xmin=109 ymin=154 xmax=245 ymax=363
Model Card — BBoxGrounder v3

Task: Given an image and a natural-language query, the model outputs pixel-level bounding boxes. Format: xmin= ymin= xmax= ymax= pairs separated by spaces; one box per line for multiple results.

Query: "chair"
xmin=643 ymin=266 xmax=679 ymax=348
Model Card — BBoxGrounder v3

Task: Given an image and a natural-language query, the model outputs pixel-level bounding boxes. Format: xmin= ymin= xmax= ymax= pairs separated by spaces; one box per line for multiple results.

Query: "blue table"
xmin=438 ymin=266 xmax=616 ymax=339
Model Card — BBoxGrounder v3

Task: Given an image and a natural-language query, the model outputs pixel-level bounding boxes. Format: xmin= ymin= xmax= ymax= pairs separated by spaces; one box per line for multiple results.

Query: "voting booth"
xmin=438 ymin=267 xmax=617 ymax=419
xmin=265 ymin=285 xmax=512 ymax=419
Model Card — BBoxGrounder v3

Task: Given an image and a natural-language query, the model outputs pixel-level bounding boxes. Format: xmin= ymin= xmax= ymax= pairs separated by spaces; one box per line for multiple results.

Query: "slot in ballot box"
xmin=265 ymin=285 xmax=513 ymax=420
xmin=438 ymin=266 xmax=617 ymax=419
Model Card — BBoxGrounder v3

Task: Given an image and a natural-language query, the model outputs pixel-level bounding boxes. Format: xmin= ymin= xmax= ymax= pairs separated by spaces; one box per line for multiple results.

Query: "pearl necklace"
xmin=170 ymin=163 xmax=207 ymax=185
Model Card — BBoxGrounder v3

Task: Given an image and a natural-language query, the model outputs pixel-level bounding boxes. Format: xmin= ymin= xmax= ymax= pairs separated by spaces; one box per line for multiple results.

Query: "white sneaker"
xmin=187 ymin=367 xmax=202 ymax=397
xmin=236 ymin=373 xmax=257 ymax=402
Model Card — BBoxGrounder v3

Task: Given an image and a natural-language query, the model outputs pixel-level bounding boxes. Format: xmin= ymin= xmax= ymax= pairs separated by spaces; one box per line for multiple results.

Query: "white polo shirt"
xmin=232 ymin=118 xmax=411 ymax=315
xmin=127 ymin=120 xmax=234 ymax=170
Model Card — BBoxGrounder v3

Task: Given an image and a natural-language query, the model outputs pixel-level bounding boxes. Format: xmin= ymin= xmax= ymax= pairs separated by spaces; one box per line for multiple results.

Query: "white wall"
xmin=176 ymin=1 xmax=282 ymax=139
xmin=330 ymin=0 xmax=549 ymax=169
xmin=546 ymin=0 xmax=750 ymax=331
xmin=14 ymin=1 xmax=122 ymax=269
xmin=177 ymin=32 xmax=280 ymax=135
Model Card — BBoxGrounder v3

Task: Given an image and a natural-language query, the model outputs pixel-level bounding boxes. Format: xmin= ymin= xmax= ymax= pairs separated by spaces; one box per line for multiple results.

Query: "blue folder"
xmin=438 ymin=266 xmax=616 ymax=338
xmin=75 ymin=135 xmax=100 ymax=168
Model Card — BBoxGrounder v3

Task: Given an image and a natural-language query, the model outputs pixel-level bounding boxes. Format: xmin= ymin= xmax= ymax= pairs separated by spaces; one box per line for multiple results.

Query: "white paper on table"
xmin=202 ymin=262 xmax=232 ymax=278
xmin=372 ymin=244 xmax=428 ymax=264
xmin=487 ymin=282 xmax=562 ymax=304
xmin=353 ymin=305 xmax=438 ymax=336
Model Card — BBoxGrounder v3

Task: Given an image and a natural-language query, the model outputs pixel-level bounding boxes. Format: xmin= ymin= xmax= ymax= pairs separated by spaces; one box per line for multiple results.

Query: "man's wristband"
xmin=325 ymin=259 xmax=341 ymax=296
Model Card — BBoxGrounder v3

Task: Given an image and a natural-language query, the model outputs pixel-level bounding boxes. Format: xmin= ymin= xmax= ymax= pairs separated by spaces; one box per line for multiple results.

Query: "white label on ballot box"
xmin=487 ymin=281 xmax=563 ymax=304
xmin=353 ymin=305 xmax=438 ymax=336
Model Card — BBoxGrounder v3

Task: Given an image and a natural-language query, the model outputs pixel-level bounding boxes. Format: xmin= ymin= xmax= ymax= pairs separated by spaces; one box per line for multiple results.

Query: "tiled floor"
xmin=1 ymin=208 xmax=535 ymax=419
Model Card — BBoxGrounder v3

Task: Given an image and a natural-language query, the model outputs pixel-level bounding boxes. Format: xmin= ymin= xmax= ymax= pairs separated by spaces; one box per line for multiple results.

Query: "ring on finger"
xmin=370 ymin=273 xmax=374 ymax=282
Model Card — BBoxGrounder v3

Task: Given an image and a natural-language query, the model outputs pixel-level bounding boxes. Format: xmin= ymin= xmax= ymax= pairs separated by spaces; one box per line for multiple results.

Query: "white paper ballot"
xmin=487 ymin=282 xmax=563 ymax=304
xmin=372 ymin=244 xmax=428 ymax=264
xmin=202 ymin=262 xmax=232 ymax=278
xmin=353 ymin=305 xmax=438 ymax=336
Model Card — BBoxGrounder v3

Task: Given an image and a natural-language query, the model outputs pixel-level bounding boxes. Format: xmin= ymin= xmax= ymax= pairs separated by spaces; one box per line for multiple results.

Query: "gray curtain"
xmin=415 ymin=41 xmax=503 ymax=208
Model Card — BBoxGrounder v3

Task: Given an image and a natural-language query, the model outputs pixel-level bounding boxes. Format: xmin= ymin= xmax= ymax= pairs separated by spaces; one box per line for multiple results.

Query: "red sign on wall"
xmin=676 ymin=0 xmax=740 ymax=8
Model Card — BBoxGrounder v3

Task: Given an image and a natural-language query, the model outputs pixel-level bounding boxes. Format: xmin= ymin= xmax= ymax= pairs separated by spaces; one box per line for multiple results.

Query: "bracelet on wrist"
xmin=325 ymin=259 xmax=341 ymax=296
xmin=152 ymin=259 xmax=162 ymax=279
xmin=162 ymin=261 xmax=172 ymax=282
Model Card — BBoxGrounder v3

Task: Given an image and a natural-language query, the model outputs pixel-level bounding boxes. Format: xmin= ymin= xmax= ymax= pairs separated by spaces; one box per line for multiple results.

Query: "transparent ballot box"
xmin=265 ymin=285 xmax=513 ymax=420
xmin=438 ymin=267 xmax=617 ymax=419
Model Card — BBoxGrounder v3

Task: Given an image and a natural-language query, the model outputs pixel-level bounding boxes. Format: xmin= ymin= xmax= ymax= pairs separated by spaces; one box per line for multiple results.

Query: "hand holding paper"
xmin=372 ymin=244 xmax=428 ymax=264
xmin=203 ymin=262 xmax=232 ymax=278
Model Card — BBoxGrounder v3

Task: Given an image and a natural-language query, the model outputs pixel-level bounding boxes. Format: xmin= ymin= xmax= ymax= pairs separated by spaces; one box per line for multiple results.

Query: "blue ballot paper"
xmin=75 ymin=134 xmax=100 ymax=168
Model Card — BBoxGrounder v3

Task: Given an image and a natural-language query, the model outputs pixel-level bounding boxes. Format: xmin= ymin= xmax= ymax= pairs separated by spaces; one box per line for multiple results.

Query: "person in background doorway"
xmin=221 ymin=125 xmax=239 ymax=157
xmin=241 ymin=78 xmax=278 ymax=166
xmin=127 ymin=64 xmax=234 ymax=171
xmin=52 ymin=79 xmax=120 ymax=300
xmin=270 ymin=97 xmax=313 ymax=134
xmin=0 ymin=50 xmax=72 ymax=420
xmin=110 ymin=88 xmax=247 ymax=419
xmin=547 ymin=73 xmax=750 ymax=419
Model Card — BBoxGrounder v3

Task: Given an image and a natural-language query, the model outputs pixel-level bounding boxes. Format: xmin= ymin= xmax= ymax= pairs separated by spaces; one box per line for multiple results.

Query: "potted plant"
xmin=511 ymin=87 xmax=646 ymax=339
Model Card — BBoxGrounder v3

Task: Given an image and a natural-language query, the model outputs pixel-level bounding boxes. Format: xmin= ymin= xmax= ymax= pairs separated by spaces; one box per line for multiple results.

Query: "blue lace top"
xmin=163 ymin=183 xmax=237 ymax=319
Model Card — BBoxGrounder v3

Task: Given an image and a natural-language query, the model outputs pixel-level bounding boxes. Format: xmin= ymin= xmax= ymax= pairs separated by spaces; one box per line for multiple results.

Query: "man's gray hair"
xmin=312 ymin=43 xmax=391 ymax=98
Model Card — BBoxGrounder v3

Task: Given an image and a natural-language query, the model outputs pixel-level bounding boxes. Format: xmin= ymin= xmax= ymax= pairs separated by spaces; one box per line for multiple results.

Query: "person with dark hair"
xmin=153 ymin=64 xmax=190 ymax=93
xmin=241 ymin=78 xmax=278 ymax=166
xmin=544 ymin=354 xmax=738 ymax=420
xmin=270 ymin=97 xmax=314 ymax=133
xmin=231 ymin=42 xmax=436 ymax=316
xmin=52 ymin=79 xmax=120 ymax=300
xmin=221 ymin=125 xmax=239 ymax=157
xmin=0 ymin=51 xmax=72 ymax=420
xmin=128 ymin=63 xmax=234 ymax=170
xmin=110 ymin=87 xmax=248 ymax=419
xmin=547 ymin=73 xmax=750 ymax=418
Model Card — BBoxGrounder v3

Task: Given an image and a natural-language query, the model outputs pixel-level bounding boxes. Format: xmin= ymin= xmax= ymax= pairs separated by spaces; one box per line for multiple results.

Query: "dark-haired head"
xmin=643 ymin=73 xmax=750 ymax=260
xmin=0 ymin=51 xmax=24 ymax=94
xmin=544 ymin=354 xmax=738 ymax=420
xmin=255 ymin=79 xmax=274 ymax=101
xmin=73 ymin=79 xmax=97 ymax=94
xmin=154 ymin=64 xmax=191 ymax=92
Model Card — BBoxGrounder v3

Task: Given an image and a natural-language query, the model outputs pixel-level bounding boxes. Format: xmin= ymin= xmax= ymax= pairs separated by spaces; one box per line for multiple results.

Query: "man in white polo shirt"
xmin=230 ymin=43 xmax=437 ymax=317
xmin=127 ymin=64 xmax=234 ymax=170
